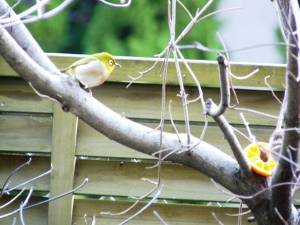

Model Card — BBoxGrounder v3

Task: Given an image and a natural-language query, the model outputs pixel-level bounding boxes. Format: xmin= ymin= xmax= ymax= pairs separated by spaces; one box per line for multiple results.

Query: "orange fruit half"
xmin=244 ymin=142 xmax=277 ymax=176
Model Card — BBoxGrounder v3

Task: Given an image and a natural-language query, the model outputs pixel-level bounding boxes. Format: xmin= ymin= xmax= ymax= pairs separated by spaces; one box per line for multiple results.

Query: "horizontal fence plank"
xmin=92 ymin=82 xmax=283 ymax=126
xmin=74 ymin=160 xmax=235 ymax=202
xmin=0 ymin=156 xmax=50 ymax=192
xmin=74 ymin=159 xmax=300 ymax=205
xmin=0 ymin=195 xmax=48 ymax=225
xmin=73 ymin=199 xmax=252 ymax=224
xmin=0 ymin=76 xmax=283 ymax=126
xmin=0 ymin=115 xmax=52 ymax=153
xmin=76 ymin=120 xmax=275 ymax=159
xmin=0 ymin=72 xmax=283 ymax=126
xmin=0 ymin=77 xmax=53 ymax=113
xmin=0 ymin=54 xmax=285 ymax=89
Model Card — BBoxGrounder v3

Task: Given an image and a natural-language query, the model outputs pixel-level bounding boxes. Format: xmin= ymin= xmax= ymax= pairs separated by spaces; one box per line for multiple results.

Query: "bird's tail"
xmin=60 ymin=68 xmax=68 ymax=73
xmin=60 ymin=67 xmax=74 ymax=76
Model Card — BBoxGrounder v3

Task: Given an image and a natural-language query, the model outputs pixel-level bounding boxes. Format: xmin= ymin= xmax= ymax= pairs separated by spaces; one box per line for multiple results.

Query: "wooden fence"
xmin=0 ymin=53 xmax=294 ymax=224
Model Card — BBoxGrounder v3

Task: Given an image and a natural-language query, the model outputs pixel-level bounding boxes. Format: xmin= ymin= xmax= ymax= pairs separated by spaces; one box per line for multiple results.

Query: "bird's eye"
xmin=109 ymin=60 xmax=114 ymax=65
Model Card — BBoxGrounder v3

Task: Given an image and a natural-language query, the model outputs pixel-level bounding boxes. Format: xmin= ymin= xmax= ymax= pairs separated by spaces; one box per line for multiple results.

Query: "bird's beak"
xmin=115 ymin=62 xmax=122 ymax=67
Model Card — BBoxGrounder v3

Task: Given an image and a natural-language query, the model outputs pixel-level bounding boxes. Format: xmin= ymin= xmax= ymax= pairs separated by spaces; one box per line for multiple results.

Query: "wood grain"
xmin=48 ymin=103 xmax=78 ymax=225
xmin=0 ymin=115 xmax=52 ymax=153
xmin=0 ymin=195 xmax=48 ymax=225
xmin=0 ymin=77 xmax=53 ymax=113
xmin=0 ymin=155 xmax=50 ymax=192
xmin=0 ymin=54 xmax=286 ymax=89
xmin=73 ymin=199 xmax=252 ymax=225
xmin=76 ymin=120 xmax=275 ymax=159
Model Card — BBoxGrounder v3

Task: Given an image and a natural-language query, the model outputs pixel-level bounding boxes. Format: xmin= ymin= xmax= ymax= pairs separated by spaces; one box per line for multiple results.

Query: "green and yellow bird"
xmin=61 ymin=52 xmax=121 ymax=95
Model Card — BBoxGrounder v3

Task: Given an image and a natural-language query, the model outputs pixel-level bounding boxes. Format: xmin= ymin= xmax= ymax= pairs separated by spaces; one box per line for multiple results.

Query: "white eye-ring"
xmin=109 ymin=59 xmax=114 ymax=65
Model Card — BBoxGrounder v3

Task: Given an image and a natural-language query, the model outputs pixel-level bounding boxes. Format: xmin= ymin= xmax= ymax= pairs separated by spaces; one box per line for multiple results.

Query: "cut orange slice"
xmin=244 ymin=142 xmax=277 ymax=176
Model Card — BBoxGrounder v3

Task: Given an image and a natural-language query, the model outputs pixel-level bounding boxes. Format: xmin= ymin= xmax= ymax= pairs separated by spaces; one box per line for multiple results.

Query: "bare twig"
xmin=191 ymin=41 xmax=296 ymax=53
xmin=24 ymin=178 xmax=88 ymax=210
xmin=168 ymin=100 xmax=181 ymax=143
xmin=238 ymin=200 xmax=243 ymax=225
xmin=274 ymin=1 xmax=288 ymax=44
xmin=169 ymin=0 xmax=193 ymax=147
xmin=0 ymin=158 xmax=32 ymax=197
xmin=153 ymin=210 xmax=168 ymax=225
xmin=91 ymin=215 xmax=96 ymax=225
xmin=176 ymin=114 xmax=209 ymax=154
xmin=101 ymin=200 xmax=140 ymax=216
xmin=0 ymin=0 xmax=50 ymax=24
xmin=264 ymin=75 xmax=282 ymax=105
xmin=84 ymin=214 xmax=96 ymax=225
xmin=2 ymin=0 xmax=73 ymax=28
xmin=126 ymin=47 xmax=168 ymax=88
xmin=0 ymin=187 xmax=26 ymax=210
xmin=196 ymin=7 xmax=243 ymax=24
xmin=212 ymin=212 xmax=224 ymax=225
xmin=118 ymin=185 xmax=164 ymax=225
xmin=271 ymin=6 xmax=300 ymax=219
xmin=211 ymin=178 xmax=299 ymax=201
xmin=0 ymin=179 xmax=88 ymax=219
xmin=269 ymin=145 xmax=300 ymax=169
xmin=225 ymin=209 xmax=251 ymax=217
xmin=0 ymin=0 xmax=21 ymax=19
xmin=216 ymin=32 xmax=239 ymax=107
xmin=29 ymin=82 xmax=62 ymax=105
xmin=275 ymin=0 xmax=299 ymax=53
xmin=155 ymin=48 xmax=171 ymax=131
xmin=19 ymin=187 xmax=33 ymax=225
xmin=141 ymin=178 xmax=158 ymax=185
xmin=84 ymin=214 xmax=88 ymax=225
xmin=176 ymin=0 xmax=192 ymax=20
xmin=211 ymin=113 xmax=251 ymax=175
xmin=240 ymin=113 xmax=255 ymax=143
xmin=6 ymin=164 xmax=53 ymax=194
xmin=292 ymin=167 xmax=300 ymax=196
xmin=205 ymin=55 xmax=229 ymax=117
xmin=231 ymin=126 xmax=252 ymax=143
xmin=174 ymin=0 xmax=213 ymax=45
xmin=151 ymin=146 xmax=180 ymax=157
xmin=98 ymin=0 xmax=132 ymax=7
xmin=175 ymin=47 xmax=205 ymax=108
xmin=172 ymin=49 xmax=191 ymax=145
xmin=103 ymin=152 xmax=163 ymax=216
xmin=227 ymin=68 xmax=259 ymax=80
xmin=151 ymin=146 xmax=182 ymax=162
xmin=232 ymin=107 xmax=281 ymax=120
xmin=274 ymin=207 xmax=289 ymax=225
xmin=153 ymin=115 xmax=208 ymax=160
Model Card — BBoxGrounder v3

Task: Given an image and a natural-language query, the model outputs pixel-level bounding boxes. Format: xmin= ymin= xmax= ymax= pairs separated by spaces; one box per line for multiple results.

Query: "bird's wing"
xmin=60 ymin=56 xmax=98 ymax=73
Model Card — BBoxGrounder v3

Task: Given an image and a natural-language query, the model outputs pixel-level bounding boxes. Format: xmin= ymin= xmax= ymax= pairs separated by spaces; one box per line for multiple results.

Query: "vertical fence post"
xmin=48 ymin=103 xmax=78 ymax=224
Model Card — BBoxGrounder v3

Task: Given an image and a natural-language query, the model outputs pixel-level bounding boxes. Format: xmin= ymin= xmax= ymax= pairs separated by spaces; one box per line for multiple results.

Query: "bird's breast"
xmin=75 ymin=60 xmax=109 ymax=88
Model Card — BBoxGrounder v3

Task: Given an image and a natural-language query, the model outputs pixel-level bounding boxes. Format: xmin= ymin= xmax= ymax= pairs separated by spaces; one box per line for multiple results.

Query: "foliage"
xmin=83 ymin=0 xmax=220 ymax=60
xmin=7 ymin=0 xmax=220 ymax=60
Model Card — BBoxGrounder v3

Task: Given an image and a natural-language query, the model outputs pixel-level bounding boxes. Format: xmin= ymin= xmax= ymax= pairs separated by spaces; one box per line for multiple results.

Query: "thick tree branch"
xmin=205 ymin=54 xmax=230 ymax=117
xmin=205 ymin=55 xmax=251 ymax=176
xmin=210 ymin=111 xmax=252 ymax=177
xmin=271 ymin=3 xmax=300 ymax=223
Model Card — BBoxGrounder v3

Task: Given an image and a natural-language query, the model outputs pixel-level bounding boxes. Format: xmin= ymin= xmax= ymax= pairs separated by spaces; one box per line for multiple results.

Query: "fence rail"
xmin=0 ymin=54 xmax=292 ymax=224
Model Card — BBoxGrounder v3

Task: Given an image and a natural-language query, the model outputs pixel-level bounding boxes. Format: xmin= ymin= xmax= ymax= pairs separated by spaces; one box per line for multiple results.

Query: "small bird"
xmin=61 ymin=52 xmax=121 ymax=96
